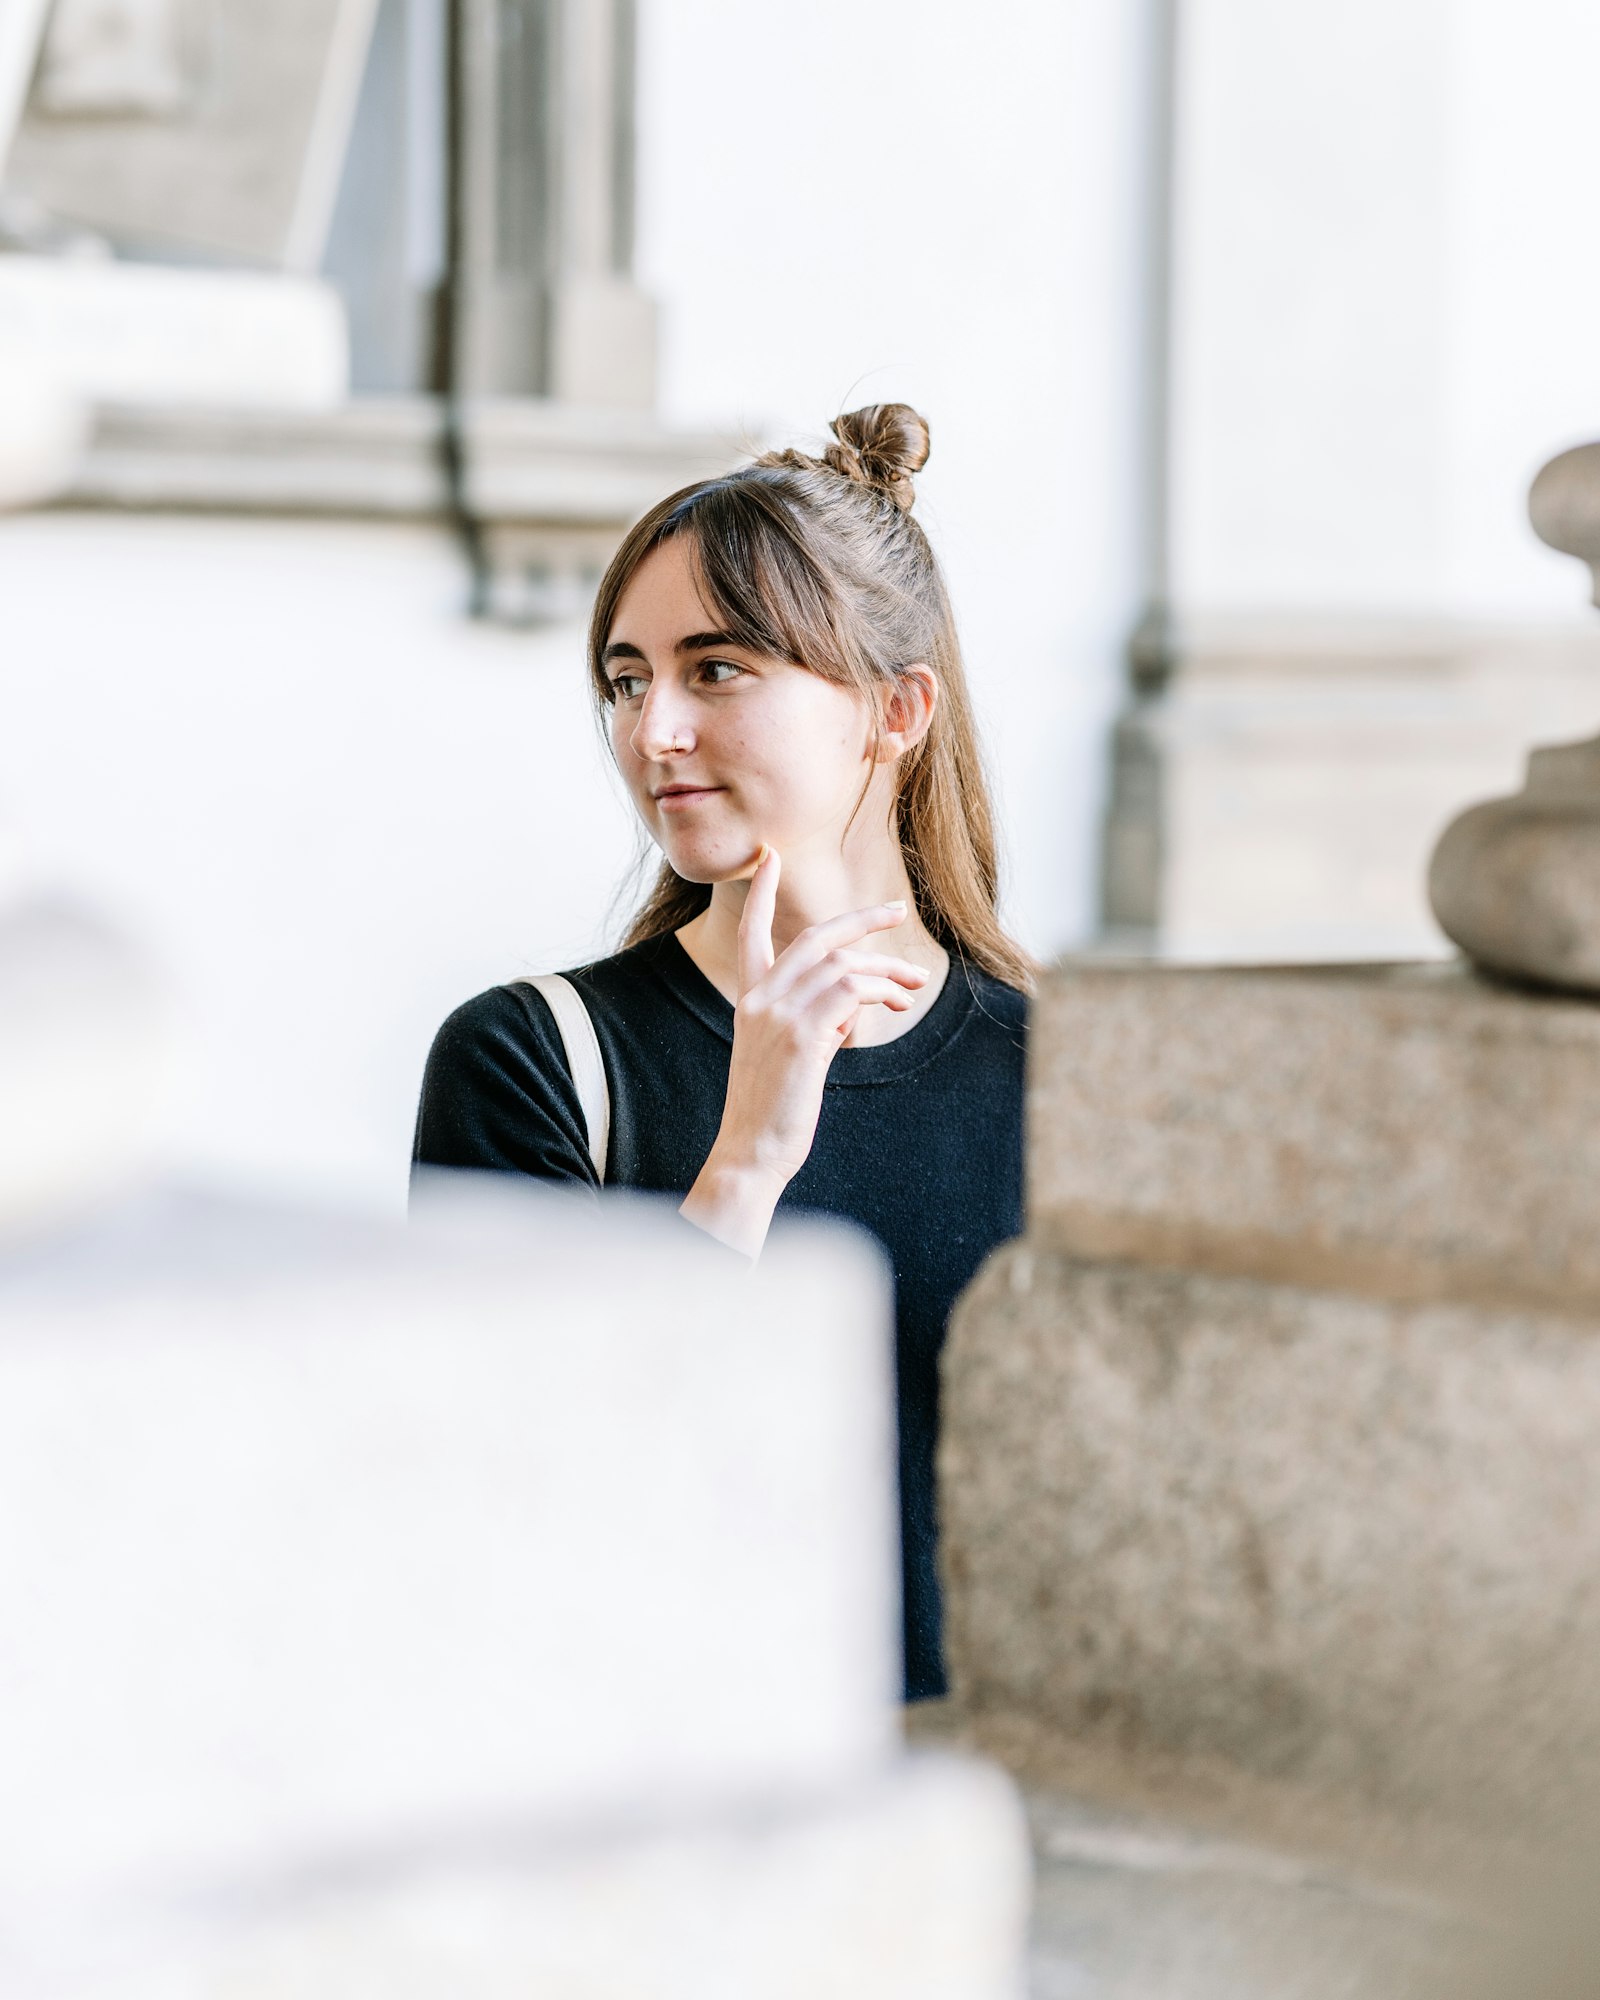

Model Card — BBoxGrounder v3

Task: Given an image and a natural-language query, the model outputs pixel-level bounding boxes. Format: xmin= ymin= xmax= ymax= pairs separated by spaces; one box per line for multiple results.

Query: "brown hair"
xmin=587 ymin=402 xmax=1035 ymax=992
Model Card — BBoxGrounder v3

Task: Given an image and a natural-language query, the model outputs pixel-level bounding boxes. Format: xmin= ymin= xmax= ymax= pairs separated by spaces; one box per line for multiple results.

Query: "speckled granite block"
xmin=1029 ymin=960 xmax=1600 ymax=1312
xmin=942 ymin=1243 xmax=1600 ymax=1826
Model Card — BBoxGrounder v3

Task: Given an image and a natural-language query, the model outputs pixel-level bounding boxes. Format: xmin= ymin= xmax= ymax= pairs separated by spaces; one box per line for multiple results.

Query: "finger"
xmin=797 ymin=949 xmax=929 ymax=992
xmin=792 ymin=969 xmax=921 ymax=1024
xmin=768 ymin=898 xmax=909 ymax=985
xmin=737 ymin=843 xmax=779 ymax=996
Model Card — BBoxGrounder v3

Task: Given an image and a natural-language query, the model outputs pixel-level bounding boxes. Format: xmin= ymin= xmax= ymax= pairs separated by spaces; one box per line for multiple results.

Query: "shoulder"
xmin=427 ymin=980 xmax=551 ymax=1061
xmin=957 ymin=961 xmax=1029 ymax=1045
xmin=427 ymin=934 xmax=687 ymax=1069
xmin=436 ymin=932 xmax=674 ymax=1027
xmin=418 ymin=983 xmax=573 ymax=1130
xmin=563 ymin=931 xmax=683 ymax=1012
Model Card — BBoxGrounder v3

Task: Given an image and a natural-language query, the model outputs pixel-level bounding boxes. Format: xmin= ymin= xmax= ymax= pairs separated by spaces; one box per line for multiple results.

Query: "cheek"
xmin=790 ymin=698 xmax=873 ymax=787
xmin=745 ymin=707 xmax=872 ymax=828
xmin=609 ymin=712 xmax=647 ymax=787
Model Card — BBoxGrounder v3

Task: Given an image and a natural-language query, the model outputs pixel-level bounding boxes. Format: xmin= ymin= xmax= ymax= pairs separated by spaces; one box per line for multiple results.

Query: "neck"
xmin=676 ymin=827 xmax=949 ymax=1023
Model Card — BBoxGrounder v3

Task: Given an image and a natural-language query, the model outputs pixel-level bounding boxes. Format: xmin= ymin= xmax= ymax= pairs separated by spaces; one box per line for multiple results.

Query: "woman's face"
xmin=602 ymin=536 xmax=879 ymax=884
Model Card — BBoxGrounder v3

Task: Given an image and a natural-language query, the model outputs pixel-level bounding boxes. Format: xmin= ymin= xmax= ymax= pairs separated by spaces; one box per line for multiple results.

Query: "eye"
xmin=699 ymin=659 xmax=746 ymax=686
xmin=608 ymin=671 xmax=648 ymax=702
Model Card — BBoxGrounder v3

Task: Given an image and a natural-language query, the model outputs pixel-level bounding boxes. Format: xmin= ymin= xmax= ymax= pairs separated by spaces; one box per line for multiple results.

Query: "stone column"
xmin=452 ymin=0 xmax=655 ymax=403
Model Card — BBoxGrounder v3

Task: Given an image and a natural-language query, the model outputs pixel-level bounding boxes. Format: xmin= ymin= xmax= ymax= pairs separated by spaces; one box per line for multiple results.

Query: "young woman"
xmin=412 ymin=403 xmax=1032 ymax=1701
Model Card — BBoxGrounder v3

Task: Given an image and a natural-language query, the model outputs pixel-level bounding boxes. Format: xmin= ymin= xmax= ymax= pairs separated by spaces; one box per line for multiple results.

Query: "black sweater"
xmin=410 ymin=930 xmax=1026 ymax=1699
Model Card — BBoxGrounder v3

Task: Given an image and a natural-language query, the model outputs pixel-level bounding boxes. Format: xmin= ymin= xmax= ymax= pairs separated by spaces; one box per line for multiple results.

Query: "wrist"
xmin=679 ymin=1144 xmax=790 ymax=1258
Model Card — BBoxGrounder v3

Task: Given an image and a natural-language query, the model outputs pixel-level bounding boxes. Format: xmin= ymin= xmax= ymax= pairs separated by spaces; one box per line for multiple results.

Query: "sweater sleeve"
xmin=410 ymin=983 xmax=600 ymax=1191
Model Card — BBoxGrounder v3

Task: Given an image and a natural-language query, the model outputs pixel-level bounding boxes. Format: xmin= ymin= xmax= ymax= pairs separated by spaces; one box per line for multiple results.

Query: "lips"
xmin=653 ymin=784 xmax=725 ymax=810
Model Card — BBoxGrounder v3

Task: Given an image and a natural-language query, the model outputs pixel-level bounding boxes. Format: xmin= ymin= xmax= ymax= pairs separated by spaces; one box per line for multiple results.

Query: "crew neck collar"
xmin=642 ymin=930 xmax=980 ymax=1086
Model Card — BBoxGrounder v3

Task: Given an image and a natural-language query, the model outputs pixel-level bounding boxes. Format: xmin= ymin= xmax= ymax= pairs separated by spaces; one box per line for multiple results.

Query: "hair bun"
xmin=823 ymin=403 xmax=930 ymax=513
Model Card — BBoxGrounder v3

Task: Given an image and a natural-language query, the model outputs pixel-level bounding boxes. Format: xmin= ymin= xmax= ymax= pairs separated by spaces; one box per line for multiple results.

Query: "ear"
xmin=875 ymin=664 xmax=939 ymax=762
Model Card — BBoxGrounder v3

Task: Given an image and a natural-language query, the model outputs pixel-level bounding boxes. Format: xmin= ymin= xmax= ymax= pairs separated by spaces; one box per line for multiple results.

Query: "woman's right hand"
xmin=679 ymin=845 xmax=929 ymax=1256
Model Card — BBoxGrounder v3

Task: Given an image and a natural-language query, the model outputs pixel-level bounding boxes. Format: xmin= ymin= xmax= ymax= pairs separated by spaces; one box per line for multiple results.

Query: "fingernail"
xmin=887 ymin=899 xmax=907 ymax=913
xmin=757 ymin=843 xmax=771 ymax=866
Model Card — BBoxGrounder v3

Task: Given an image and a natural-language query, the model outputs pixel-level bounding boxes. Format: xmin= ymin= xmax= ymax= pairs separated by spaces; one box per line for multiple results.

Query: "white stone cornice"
xmin=59 ymin=395 xmax=744 ymax=526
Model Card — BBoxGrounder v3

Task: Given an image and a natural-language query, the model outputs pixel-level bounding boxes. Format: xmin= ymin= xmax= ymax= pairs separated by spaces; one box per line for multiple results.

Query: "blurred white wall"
xmin=0 ymin=515 xmax=636 ymax=1208
xmin=637 ymin=0 xmax=1158 ymax=958
xmin=1172 ymin=0 xmax=1600 ymax=620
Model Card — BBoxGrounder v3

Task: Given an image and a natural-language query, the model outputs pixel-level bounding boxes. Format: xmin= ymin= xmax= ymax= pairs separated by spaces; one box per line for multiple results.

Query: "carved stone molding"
xmin=5 ymin=0 xmax=380 ymax=269
xmin=1424 ymin=441 xmax=1600 ymax=994
xmin=1529 ymin=440 xmax=1600 ymax=606
xmin=54 ymin=393 xmax=743 ymax=619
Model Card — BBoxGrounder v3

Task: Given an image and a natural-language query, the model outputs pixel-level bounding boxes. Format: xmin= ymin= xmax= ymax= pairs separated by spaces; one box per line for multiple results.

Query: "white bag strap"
xmin=522 ymin=973 xmax=611 ymax=1183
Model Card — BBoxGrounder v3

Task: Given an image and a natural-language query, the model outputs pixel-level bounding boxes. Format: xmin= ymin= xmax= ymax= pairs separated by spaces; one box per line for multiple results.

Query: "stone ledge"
xmin=1030 ymin=959 xmax=1600 ymax=1313
xmin=56 ymin=395 xmax=743 ymax=530
xmin=1159 ymin=611 xmax=1600 ymax=680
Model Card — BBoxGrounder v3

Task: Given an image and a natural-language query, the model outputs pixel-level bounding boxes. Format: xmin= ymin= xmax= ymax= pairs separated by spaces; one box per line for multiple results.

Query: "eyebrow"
xmin=599 ymin=640 xmax=645 ymax=666
xmin=600 ymin=631 xmax=740 ymax=668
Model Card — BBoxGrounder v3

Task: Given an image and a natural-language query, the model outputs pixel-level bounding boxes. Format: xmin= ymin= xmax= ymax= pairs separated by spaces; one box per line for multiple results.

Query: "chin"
xmin=660 ymin=838 xmax=756 ymax=886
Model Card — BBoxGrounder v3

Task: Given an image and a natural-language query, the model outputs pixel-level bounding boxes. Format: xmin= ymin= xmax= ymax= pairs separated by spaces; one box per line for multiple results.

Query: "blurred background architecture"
xmin=3 ymin=0 xmax=1599 ymax=1214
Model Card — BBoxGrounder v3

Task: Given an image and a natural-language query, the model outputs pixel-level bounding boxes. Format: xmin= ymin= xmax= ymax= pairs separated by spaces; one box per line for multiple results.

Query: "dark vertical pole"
xmin=611 ymin=0 xmax=637 ymax=276
xmin=1132 ymin=0 xmax=1179 ymax=691
xmin=441 ymin=0 xmax=492 ymax=617
xmin=1100 ymin=0 xmax=1182 ymax=941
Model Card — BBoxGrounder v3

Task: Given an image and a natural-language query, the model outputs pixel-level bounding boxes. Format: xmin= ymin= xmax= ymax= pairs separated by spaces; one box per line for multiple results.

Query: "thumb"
xmin=737 ymin=844 xmax=779 ymax=995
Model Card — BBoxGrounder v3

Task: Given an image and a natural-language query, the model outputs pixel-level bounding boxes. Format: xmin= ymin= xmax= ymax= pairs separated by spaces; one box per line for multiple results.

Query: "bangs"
xmin=660 ymin=478 xmax=854 ymax=681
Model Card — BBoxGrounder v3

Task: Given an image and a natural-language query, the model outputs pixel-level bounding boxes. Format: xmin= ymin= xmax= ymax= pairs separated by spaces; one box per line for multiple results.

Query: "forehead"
xmin=608 ymin=537 xmax=715 ymax=644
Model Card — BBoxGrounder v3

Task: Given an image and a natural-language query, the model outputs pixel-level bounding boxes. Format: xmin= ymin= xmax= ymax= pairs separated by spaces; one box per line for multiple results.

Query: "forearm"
xmin=679 ymin=1143 xmax=789 ymax=1259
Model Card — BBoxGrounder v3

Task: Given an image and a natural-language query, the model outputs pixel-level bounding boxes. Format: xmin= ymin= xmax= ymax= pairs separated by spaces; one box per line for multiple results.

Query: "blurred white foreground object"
xmin=0 ymin=338 xmax=88 ymax=506
xmin=109 ymin=1753 xmax=1026 ymax=2000
xmin=0 ymin=1184 xmax=1029 ymax=1997
xmin=0 ymin=256 xmax=348 ymax=409
xmin=0 ymin=879 xmax=168 ymax=1246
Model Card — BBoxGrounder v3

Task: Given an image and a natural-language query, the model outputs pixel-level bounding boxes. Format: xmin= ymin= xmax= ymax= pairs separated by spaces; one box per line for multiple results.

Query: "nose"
xmin=629 ymin=679 xmax=696 ymax=761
